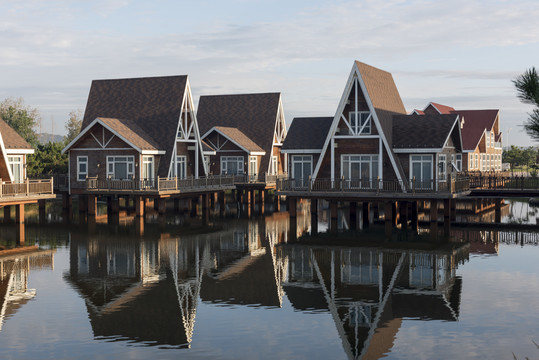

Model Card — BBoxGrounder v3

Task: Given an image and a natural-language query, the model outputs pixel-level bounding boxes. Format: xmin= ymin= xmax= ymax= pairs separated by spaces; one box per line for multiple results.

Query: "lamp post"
xmin=506 ymin=127 xmax=512 ymax=149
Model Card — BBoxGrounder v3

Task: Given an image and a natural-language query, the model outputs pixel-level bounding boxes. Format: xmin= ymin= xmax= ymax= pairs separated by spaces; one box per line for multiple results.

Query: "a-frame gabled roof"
xmin=203 ymin=126 xmax=266 ymax=154
xmin=77 ymin=75 xmax=191 ymax=176
xmin=62 ymin=117 xmax=163 ymax=154
xmin=0 ymin=117 xmax=34 ymax=152
xmin=452 ymin=109 xmax=499 ymax=151
xmin=424 ymin=102 xmax=456 ymax=114
xmin=197 ymin=93 xmax=282 ymax=172
xmin=313 ymin=61 xmax=407 ymax=182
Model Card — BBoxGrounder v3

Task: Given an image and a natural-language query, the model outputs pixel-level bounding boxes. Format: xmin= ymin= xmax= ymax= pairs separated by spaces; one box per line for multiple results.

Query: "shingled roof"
xmin=80 ymin=75 xmax=189 ymax=176
xmin=282 ymin=117 xmax=333 ymax=151
xmin=355 ymin=60 xmax=407 ymax=147
xmin=0 ymin=117 xmax=34 ymax=150
xmin=392 ymin=114 xmax=460 ymax=149
xmin=426 ymin=102 xmax=456 ymax=114
xmin=451 ymin=109 xmax=499 ymax=151
xmin=97 ymin=118 xmax=160 ymax=151
xmin=197 ymin=93 xmax=281 ymax=173
xmin=210 ymin=126 xmax=265 ymax=153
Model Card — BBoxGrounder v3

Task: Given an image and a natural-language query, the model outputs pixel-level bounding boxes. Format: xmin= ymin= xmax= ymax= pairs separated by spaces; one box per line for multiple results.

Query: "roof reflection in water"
xmin=64 ymin=210 xmax=469 ymax=357
xmin=0 ymin=249 xmax=56 ymax=332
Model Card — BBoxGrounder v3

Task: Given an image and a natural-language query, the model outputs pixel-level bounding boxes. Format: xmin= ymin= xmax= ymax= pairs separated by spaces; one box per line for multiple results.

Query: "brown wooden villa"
xmin=197 ymin=93 xmax=288 ymax=185
xmin=277 ymin=61 xmax=471 ymax=236
xmin=0 ymin=117 xmax=54 ymax=224
xmin=415 ymin=103 xmax=502 ymax=173
xmin=61 ymin=75 xmax=227 ymax=216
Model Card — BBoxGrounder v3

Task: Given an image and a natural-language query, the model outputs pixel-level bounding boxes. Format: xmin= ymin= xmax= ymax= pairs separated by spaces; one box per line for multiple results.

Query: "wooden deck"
xmin=0 ymin=179 xmax=56 ymax=205
xmin=276 ymin=177 xmax=471 ymax=200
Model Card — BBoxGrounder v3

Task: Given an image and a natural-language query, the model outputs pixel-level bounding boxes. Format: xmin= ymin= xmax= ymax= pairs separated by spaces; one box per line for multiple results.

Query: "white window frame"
xmin=438 ymin=154 xmax=446 ymax=181
xmin=410 ymin=154 xmax=433 ymax=189
xmin=76 ymin=156 xmax=88 ymax=182
xmin=106 ymin=155 xmax=135 ymax=180
xmin=221 ymin=156 xmax=244 ymax=175
xmin=142 ymin=155 xmax=154 ymax=180
xmin=271 ymin=155 xmax=278 ymax=175
xmin=341 ymin=154 xmax=379 ymax=189
xmin=291 ymin=155 xmax=313 ymax=180
xmin=486 ymin=131 xmax=490 ymax=148
xmin=456 ymin=154 xmax=462 ymax=172
xmin=249 ymin=156 xmax=257 ymax=175
xmin=349 ymin=111 xmax=371 ymax=135
xmin=481 ymin=154 xmax=486 ymax=171
xmin=176 ymin=155 xmax=187 ymax=179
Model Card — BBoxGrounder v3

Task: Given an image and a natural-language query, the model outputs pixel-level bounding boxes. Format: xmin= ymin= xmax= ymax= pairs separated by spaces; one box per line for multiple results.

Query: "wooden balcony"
xmin=0 ymin=179 xmax=55 ymax=204
xmin=276 ymin=177 xmax=471 ymax=200
xmin=85 ymin=175 xmax=237 ymax=195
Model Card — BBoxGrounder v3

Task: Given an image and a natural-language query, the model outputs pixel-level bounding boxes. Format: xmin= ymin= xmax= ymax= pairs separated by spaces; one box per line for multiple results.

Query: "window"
xmin=204 ymin=156 xmax=211 ymax=173
xmin=107 ymin=156 xmax=134 ymax=180
xmin=291 ymin=155 xmax=312 ymax=180
xmin=349 ymin=112 xmax=371 ymax=135
xmin=341 ymin=154 xmax=378 ymax=189
xmin=456 ymin=154 xmax=462 ymax=172
xmin=8 ymin=155 xmax=23 ymax=183
xmin=491 ymin=132 xmax=494 ymax=147
xmin=481 ymin=154 xmax=486 ymax=171
xmin=486 ymin=131 xmax=490 ymax=148
xmin=221 ymin=156 xmax=244 ymax=175
xmin=475 ymin=154 xmax=479 ymax=169
xmin=77 ymin=156 xmax=88 ymax=182
xmin=410 ymin=155 xmax=433 ymax=189
xmin=271 ymin=156 xmax=278 ymax=175
xmin=176 ymin=156 xmax=187 ymax=179
xmin=438 ymin=154 xmax=446 ymax=180
xmin=249 ymin=156 xmax=257 ymax=176
xmin=142 ymin=156 xmax=154 ymax=181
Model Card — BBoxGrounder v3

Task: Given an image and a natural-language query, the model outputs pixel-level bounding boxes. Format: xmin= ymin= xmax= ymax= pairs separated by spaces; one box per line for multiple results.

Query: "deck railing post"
xmin=377 ymin=177 xmax=380 ymax=194
xmin=157 ymin=176 xmax=160 ymax=191
xmin=412 ymin=176 xmax=416 ymax=194
xmin=0 ymin=178 xmax=2 ymax=197
xmin=308 ymin=176 xmax=312 ymax=192
xmin=50 ymin=177 xmax=54 ymax=194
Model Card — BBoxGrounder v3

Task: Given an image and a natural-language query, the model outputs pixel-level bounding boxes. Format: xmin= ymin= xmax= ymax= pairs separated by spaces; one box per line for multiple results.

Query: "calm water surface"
xmin=0 ymin=199 xmax=538 ymax=360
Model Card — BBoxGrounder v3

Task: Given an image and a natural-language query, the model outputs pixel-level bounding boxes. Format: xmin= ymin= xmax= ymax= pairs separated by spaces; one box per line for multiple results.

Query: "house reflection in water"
xmin=0 ymin=249 xmax=55 ymax=331
xmin=65 ymin=212 xmax=293 ymax=348
xmin=65 ymin=212 xmax=468 ymax=357
xmin=279 ymin=245 xmax=468 ymax=359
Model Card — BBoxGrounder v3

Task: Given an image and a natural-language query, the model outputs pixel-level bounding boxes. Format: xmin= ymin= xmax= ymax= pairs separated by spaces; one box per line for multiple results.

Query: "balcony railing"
xmin=0 ymin=179 xmax=54 ymax=198
xmin=277 ymin=177 xmax=470 ymax=195
xmin=86 ymin=175 xmax=237 ymax=193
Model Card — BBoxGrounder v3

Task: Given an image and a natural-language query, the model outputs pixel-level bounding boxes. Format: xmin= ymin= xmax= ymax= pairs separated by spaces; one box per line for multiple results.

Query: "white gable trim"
xmin=313 ymin=63 xmax=404 ymax=189
xmin=441 ymin=115 xmax=463 ymax=151
xmin=168 ymin=78 xmax=208 ymax=178
xmin=5 ymin=149 xmax=34 ymax=154
xmin=201 ymin=127 xmax=265 ymax=156
xmin=0 ymin=132 xmax=15 ymax=182
xmin=313 ymin=66 xmax=356 ymax=180
xmin=268 ymin=95 xmax=286 ymax=174
xmin=281 ymin=149 xmax=322 ymax=154
xmin=61 ymin=118 xmax=151 ymax=155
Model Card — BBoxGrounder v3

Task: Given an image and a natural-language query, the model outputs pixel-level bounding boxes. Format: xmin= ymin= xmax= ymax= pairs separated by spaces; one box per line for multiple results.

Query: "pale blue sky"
xmin=1 ymin=0 xmax=538 ymax=146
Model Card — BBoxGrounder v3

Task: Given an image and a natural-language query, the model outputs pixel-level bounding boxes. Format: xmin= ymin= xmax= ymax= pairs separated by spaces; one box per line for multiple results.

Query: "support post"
xmin=15 ymin=204 xmax=24 ymax=224
xmin=4 ymin=206 xmax=11 ymax=223
xmin=288 ymin=197 xmax=297 ymax=218
xmin=362 ymin=202 xmax=370 ymax=228
xmin=349 ymin=201 xmax=357 ymax=230
xmin=330 ymin=200 xmax=338 ymax=231
xmin=39 ymin=199 xmax=46 ymax=224
xmin=495 ymin=198 xmax=502 ymax=223
xmin=310 ymin=199 xmax=318 ymax=235
xmin=384 ymin=201 xmax=393 ymax=239
xmin=157 ymin=198 xmax=166 ymax=215
xmin=87 ymin=195 xmax=97 ymax=216
xmin=135 ymin=195 xmax=144 ymax=217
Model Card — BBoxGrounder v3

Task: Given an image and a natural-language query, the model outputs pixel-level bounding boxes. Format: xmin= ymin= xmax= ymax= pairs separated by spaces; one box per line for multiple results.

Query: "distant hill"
xmin=38 ymin=133 xmax=64 ymax=144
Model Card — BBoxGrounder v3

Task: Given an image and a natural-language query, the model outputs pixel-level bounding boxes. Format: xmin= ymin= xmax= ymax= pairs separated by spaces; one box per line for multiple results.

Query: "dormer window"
xmin=349 ymin=111 xmax=371 ymax=135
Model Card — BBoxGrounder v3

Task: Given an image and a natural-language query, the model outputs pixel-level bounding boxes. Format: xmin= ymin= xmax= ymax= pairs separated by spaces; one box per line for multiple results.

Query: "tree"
xmin=513 ymin=67 xmax=539 ymax=141
xmin=503 ymin=145 xmax=522 ymax=172
xmin=0 ymin=97 xmax=40 ymax=147
xmin=64 ymin=109 xmax=82 ymax=144
xmin=27 ymin=141 xmax=68 ymax=178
